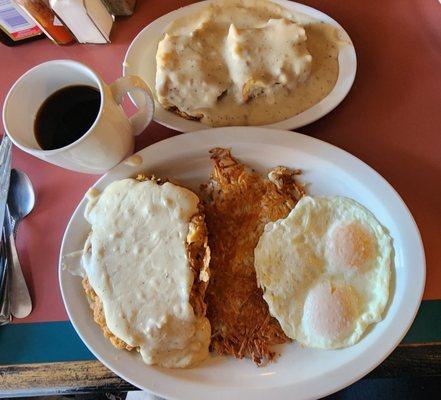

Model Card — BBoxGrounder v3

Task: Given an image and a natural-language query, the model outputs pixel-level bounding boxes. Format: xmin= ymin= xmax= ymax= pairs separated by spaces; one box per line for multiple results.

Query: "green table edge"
xmin=0 ymin=300 xmax=440 ymax=365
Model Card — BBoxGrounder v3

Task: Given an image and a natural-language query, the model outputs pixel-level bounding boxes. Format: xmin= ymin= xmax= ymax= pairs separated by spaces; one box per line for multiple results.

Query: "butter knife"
xmin=0 ymin=136 xmax=12 ymax=228
xmin=0 ymin=135 xmax=12 ymax=325
xmin=0 ymin=223 xmax=11 ymax=325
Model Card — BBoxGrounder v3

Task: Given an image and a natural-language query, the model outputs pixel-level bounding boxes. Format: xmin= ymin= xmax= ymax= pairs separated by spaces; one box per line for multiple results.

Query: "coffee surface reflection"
xmin=34 ymin=85 xmax=101 ymax=150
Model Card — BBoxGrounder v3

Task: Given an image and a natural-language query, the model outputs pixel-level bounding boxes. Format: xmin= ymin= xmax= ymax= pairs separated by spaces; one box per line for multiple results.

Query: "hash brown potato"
xmin=202 ymin=148 xmax=305 ymax=365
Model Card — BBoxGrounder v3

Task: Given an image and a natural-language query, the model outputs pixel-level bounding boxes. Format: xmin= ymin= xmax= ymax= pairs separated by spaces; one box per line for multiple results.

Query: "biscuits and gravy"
xmin=155 ymin=0 xmax=348 ymax=126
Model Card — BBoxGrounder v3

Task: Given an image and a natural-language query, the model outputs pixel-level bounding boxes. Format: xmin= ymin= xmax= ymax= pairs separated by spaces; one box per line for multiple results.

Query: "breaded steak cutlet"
xmin=202 ymin=148 xmax=305 ymax=365
xmin=82 ymin=175 xmax=210 ymax=355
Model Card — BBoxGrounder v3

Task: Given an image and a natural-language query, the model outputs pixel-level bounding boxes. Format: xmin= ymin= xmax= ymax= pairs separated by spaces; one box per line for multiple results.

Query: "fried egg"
xmin=254 ymin=196 xmax=392 ymax=349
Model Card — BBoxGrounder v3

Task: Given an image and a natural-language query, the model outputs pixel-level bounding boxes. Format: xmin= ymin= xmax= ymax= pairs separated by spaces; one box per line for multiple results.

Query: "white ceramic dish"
xmin=123 ymin=0 xmax=357 ymax=132
xmin=59 ymin=127 xmax=425 ymax=400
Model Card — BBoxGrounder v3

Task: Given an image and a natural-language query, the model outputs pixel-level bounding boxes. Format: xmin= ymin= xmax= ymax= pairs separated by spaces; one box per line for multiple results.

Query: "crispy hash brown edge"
xmin=204 ymin=147 xmax=305 ymax=365
xmin=82 ymin=175 xmax=210 ymax=353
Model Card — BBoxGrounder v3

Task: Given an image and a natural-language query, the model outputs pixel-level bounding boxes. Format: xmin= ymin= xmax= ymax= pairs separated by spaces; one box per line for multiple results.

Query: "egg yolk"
xmin=328 ymin=222 xmax=376 ymax=271
xmin=303 ymin=282 xmax=358 ymax=341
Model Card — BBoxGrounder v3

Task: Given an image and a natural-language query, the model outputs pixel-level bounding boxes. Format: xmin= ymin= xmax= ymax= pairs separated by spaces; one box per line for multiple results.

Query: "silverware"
xmin=0 ymin=135 xmax=12 ymax=324
xmin=7 ymin=169 xmax=35 ymax=318
xmin=0 ymin=136 xmax=12 ymax=230
xmin=0 ymin=221 xmax=12 ymax=325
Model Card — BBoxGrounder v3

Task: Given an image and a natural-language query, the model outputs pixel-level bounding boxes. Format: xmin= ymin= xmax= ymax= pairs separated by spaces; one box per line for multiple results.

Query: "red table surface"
xmin=0 ymin=0 xmax=440 ymax=324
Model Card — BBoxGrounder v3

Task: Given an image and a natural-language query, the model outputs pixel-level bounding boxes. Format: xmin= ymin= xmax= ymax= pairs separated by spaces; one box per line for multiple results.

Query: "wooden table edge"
xmin=0 ymin=343 xmax=440 ymax=397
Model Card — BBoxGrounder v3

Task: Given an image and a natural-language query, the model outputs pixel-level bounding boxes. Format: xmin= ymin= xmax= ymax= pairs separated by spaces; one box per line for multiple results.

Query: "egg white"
xmin=254 ymin=196 xmax=392 ymax=349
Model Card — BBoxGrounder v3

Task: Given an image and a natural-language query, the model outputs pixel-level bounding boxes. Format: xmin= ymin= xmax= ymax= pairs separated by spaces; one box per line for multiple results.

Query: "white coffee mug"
xmin=2 ymin=60 xmax=155 ymax=174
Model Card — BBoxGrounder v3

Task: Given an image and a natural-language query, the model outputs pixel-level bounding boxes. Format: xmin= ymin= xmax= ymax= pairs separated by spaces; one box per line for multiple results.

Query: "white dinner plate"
xmin=59 ymin=127 xmax=425 ymax=400
xmin=123 ymin=0 xmax=357 ymax=132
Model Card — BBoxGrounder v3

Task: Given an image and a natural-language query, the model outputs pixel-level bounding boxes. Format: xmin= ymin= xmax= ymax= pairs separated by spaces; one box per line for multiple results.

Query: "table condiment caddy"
xmin=0 ymin=0 xmax=137 ymax=46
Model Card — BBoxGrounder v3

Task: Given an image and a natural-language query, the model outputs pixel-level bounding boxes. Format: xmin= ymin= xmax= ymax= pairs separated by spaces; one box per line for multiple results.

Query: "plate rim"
xmin=123 ymin=0 xmax=357 ymax=132
xmin=59 ymin=127 xmax=425 ymax=400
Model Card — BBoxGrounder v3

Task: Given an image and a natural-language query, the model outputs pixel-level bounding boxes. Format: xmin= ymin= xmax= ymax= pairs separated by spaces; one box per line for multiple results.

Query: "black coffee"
xmin=34 ymin=85 xmax=101 ymax=150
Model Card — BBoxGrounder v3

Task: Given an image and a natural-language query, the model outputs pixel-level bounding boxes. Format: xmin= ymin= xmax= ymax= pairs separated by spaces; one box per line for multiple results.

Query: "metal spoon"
xmin=7 ymin=169 xmax=35 ymax=318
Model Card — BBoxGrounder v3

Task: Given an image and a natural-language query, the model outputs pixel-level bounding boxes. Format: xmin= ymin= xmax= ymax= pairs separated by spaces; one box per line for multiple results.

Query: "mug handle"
xmin=110 ymin=75 xmax=155 ymax=136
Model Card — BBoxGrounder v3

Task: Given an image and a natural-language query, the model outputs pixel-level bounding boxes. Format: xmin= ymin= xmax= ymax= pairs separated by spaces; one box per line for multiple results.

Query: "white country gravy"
xmin=81 ymin=179 xmax=210 ymax=368
xmin=155 ymin=0 xmax=348 ymax=126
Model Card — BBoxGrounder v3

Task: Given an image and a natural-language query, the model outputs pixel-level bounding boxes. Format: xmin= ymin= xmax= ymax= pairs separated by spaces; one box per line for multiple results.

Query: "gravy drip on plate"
xmin=82 ymin=179 xmax=210 ymax=368
xmin=155 ymin=0 xmax=346 ymax=126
